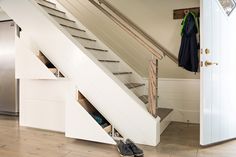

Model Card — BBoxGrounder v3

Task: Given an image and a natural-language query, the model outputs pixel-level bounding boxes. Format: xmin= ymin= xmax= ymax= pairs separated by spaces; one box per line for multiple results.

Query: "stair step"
xmin=60 ymin=24 xmax=86 ymax=32
xmin=113 ymin=72 xmax=132 ymax=75
xmin=85 ymin=47 xmax=108 ymax=52
xmin=72 ymin=35 xmax=96 ymax=42
xmin=49 ymin=13 xmax=75 ymax=23
xmin=37 ymin=0 xmax=56 ymax=8
xmin=38 ymin=3 xmax=66 ymax=14
xmin=125 ymin=83 xmax=145 ymax=89
xmin=139 ymin=95 xmax=161 ymax=104
xmin=41 ymin=0 xmax=56 ymax=6
xmin=139 ymin=95 xmax=148 ymax=104
xmin=98 ymin=60 xmax=120 ymax=63
xmin=157 ymin=108 xmax=173 ymax=122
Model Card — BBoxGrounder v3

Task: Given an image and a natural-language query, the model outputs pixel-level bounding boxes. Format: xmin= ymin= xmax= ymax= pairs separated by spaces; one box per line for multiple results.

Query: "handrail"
xmin=92 ymin=0 xmax=178 ymax=64
xmin=89 ymin=0 xmax=163 ymax=60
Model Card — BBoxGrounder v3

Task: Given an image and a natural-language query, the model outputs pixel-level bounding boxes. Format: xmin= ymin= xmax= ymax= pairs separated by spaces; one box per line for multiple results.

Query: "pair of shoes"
xmin=117 ymin=139 xmax=144 ymax=157
xmin=126 ymin=139 xmax=144 ymax=157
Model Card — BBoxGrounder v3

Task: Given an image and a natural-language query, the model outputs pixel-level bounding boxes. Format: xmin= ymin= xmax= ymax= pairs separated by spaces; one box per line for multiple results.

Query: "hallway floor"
xmin=0 ymin=115 xmax=235 ymax=157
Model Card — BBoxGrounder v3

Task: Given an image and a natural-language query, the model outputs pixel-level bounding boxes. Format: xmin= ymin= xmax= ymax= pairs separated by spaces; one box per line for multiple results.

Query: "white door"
xmin=201 ymin=0 xmax=236 ymax=145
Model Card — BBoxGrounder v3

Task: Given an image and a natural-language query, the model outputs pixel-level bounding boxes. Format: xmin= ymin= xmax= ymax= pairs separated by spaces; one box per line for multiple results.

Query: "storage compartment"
xmin=77 ymin=91 xmax=112 ymax=134
xmin=37 ymin=51 xmax=64 ymax=78
xmin=112 ymin=128 xmax=123 ymax=141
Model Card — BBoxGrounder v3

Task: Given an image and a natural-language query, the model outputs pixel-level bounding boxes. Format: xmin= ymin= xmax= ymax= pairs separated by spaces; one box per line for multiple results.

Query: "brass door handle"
xmin=205 ymin=61 xmax=218 ymax=67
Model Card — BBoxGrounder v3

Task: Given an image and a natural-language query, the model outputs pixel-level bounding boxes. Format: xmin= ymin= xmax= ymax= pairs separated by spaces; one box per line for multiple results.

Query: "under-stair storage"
xmin=15 ymin=38 xmax=61 ymax=80
xmin=77 ymin=91 xmax=124 ymax=141
xmin=77 ymin=91 xmax=112 ymax=134
xmin=1 ymin=0 xmax=163 ymax=146
xmin=37 ymin=51 xmax=64 ymax=78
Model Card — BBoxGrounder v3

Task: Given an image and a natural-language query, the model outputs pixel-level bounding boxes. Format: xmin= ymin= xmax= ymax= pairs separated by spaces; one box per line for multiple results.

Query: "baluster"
xmin=148 ymin=56 xmax=158 ymax=118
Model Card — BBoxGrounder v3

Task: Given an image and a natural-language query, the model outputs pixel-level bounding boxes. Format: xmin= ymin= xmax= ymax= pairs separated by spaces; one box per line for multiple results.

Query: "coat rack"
xmin=173 ymin=7 xmax=200 ymax=19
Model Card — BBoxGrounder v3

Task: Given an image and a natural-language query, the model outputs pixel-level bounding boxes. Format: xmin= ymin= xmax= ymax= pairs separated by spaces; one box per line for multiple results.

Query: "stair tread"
xmin=41 ymin=0 xmax=56 ymax=6
xmin=85 ymin=47 xmax=108 ymax=52
xmin=139 ymin=95 xmax=148 ymax=104
xmin=38 ymin=3 xmax=65 ymax=14
xmin=72 ymin=35 xmax=96 ymax=42
xmin=60 ymin=24 xmax=86 ymax=32
xmin=113 ymin=72 xmax=132 ymax=75
xmin=48 ymin=13 xmax=75 ymax=23
xmin=98 ymin=60 xmax=120 ymax=63
xmin=157 ymin=108 xmax=173 ymax=122
xmin=125 ymin=83 xmax=145 ymax=89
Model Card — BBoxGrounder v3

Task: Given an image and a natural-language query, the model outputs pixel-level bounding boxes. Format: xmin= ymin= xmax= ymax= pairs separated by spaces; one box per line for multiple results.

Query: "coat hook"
xmin=184 ymin=10 xmax=190 ymax=15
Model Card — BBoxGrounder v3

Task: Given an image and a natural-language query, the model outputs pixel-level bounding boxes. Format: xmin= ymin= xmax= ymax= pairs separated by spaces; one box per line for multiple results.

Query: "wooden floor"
xmin=0 ymin=115 xmax=236 ymax=157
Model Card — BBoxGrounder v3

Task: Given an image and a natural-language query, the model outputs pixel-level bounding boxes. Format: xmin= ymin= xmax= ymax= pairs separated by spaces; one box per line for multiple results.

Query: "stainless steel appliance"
xmin=0 ymin=20 xmax=18 ymax=115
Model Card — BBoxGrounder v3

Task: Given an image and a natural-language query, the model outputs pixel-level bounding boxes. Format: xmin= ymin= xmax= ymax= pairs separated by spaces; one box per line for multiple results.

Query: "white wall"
xmin=20 ymin=79 xmax=68 ymax=132
xmin=58 ymin=0 xmax=200 ymax=79
xmin=159 ymin=78 xmax=200 ymax=123
xmin=0 ymin=10 xmax=10 ymax=21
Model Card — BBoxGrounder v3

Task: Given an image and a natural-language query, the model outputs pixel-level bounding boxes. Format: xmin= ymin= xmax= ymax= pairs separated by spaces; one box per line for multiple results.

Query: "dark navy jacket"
xmin=178 ymin=13 xmax=199 ymax=73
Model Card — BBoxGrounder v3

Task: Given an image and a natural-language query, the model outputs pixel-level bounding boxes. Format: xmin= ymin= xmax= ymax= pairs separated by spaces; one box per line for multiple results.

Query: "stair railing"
xmin=89 ymin=0 xmax=163 ymax=60
xmin=89 ymin=0 xmax=178 ymax=118
xmin=96 ymin=0 xmax=178 ymax=64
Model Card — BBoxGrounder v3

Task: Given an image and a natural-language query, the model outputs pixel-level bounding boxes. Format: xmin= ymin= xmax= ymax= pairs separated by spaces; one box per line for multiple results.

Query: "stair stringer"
xmin=0 ymin=0 xmax=160 ymax=146
xmin=15 ymin=37 xmax=57 ymax=79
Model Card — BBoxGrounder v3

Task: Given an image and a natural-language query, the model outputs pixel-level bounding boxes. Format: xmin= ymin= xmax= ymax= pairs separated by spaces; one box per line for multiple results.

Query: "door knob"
xmin=205 ymin=61 xmax=218 ymax=67
xmin=205 ymin=49 xmax=210 ymax=54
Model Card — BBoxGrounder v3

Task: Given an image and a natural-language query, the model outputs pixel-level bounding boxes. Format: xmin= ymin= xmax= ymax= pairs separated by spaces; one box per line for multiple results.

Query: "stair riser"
xmin=114 ymin=75 xmax=136 ymax=85
xmin=65 ymin=28 xmax=86 ymax=37
xmin=85 ymin=49 xmax=113 ymax=59
xmin=101 ymin=62 xmax=127 ymax=72
xmin=52 ymin=17 xmax=77 ymax=28
xmin=129 ymin=86 xmax=146 ymax=98
xmin=36 ymin=0 xmax=56 ymax=9
xmin=74 ymin=38 xmax=99 ymax=48
xmin=160 ymin=111 xmax=173 ymax=134
xmin=115 ymin=74 xmax=144 ymax=85
xmin=42 ymin=7 xmax=66 ymax=18
xmin=139 ymin=95 xmax=148 ymax=104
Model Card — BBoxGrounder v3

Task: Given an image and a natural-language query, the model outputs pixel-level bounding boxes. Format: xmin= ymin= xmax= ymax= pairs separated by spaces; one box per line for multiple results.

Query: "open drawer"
xmin=77 ymin=91 xmax=112 ymax=134
xmin=37 ymin=51 xmax=64 ymax=78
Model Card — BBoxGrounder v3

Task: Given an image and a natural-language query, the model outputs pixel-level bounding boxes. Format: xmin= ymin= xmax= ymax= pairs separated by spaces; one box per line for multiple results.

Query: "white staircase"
xmin=0 ymin=0 xmax=173 ymax=146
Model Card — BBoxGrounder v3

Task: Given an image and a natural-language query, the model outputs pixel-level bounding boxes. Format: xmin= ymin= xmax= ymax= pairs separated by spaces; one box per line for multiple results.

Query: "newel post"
xmin=148 ymin=56 xmax=158 ymax=118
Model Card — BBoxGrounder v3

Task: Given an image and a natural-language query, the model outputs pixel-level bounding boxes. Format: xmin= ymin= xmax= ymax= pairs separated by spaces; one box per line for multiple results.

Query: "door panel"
xmin=201 ymin=0 xmax=236 ymax=145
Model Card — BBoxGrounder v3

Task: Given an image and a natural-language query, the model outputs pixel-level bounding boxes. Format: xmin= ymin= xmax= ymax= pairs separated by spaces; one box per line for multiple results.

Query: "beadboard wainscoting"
xmin=158 ymin=78 xmax=200 ymax=123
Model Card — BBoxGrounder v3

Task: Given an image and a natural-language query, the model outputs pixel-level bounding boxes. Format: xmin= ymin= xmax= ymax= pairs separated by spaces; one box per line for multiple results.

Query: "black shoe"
xmin=117 ymin=140 xmax=134 ymax=157
xmin=126 ymin=139 xmax=144 ymax=157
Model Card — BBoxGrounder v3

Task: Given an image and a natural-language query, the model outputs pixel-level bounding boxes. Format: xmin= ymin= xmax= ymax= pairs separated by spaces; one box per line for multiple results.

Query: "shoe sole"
xmin=134 ymin=154 xmax=144 ymax=157
xmin=117 ymin=147 xmax=134 ymax=157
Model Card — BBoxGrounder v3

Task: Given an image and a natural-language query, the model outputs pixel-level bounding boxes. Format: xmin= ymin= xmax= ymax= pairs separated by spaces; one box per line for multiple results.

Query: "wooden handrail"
xmin=96 ymin=0 xmax=178 ymax=64
xmin=89 ymin=0 xmax=163 ymax=60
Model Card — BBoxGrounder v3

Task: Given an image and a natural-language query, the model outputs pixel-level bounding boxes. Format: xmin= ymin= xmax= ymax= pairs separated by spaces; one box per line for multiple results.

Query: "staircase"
xmin=0 ymin=0 xmax=173 ymax=146
xmin=37 ymin=0 xmax=149 ymax=103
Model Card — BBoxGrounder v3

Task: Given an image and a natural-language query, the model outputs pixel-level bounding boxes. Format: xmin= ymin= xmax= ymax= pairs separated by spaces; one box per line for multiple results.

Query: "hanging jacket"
xmin=178 ymin=12 xmax=199 ymax=73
